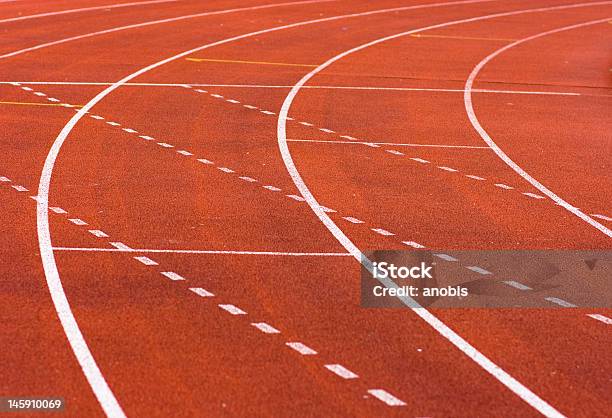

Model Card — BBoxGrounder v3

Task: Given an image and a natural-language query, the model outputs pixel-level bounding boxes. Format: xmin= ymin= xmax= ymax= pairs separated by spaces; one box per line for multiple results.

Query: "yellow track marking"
xmin=186 ymin=57 xmax=318 ymax=67
xmin=0 ymin=101 xmax=82 ymax=107
xmin=410 ymin=33 xmax=517 ymax=42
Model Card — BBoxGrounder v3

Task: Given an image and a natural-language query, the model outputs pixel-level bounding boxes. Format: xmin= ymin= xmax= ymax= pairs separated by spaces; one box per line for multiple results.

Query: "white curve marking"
xmin=464 ymin=18 xmax=612 ymax=238
xmin=276 ymin=3 xmax=611 ymax=417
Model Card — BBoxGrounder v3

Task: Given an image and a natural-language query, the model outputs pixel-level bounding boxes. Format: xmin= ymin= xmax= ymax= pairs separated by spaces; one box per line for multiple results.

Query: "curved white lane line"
xmin=277 ymin=2 xmax=611 ymax=417
xmin=0 ymin=0 xmax=335 ymax=60
xmin=0 ymin=0 xmax=177 ymax=24
xmin=34 ymin=0 xmax=499 ymax=415
xmin=464 ymin=18 xmax=612 ymax=238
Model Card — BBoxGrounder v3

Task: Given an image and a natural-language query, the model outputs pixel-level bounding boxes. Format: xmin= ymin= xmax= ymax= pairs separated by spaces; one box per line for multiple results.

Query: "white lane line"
xmin=495 ymin=183 xmax=514 ymax=190
xmin=438 ymin=166 xmax=458 ymax=172
xmin=109 ymin=242 xmax=132 ymax=250
xmin=189 ymin=287 xmax=215 ymax=297
xmin=340 ymin=135 xmax=358 ymax=140
xmin=239 ymin=176 xmax=257 ymax=182
xmin=503 ymin=280 xmax=532 ymax=291
xmin=591 ymin=214 xmax=611 ymax=221
xmin=402 ymin=241 xmax=425 ymax=249
xmin=299 ymin=121 xmax=314 ymax=126
xmin=90 ymin=115 xmax=104 ymax=120
xmin=68 ymin=218 xmax=87 ymax=226
xmin=34 ymin=92 xmax=46 ymax=97
xmin=251 ymin=322 xmax=281 ymax=334
xmin=139 ymin=135 xmax=155 ymax=140
xmin=177 ymin=150 xmax=193 ymax=156
xmin=324 ymin=364 xmax=358 ymax=379
xmin=386 ymin=149 xmax=404 ymax=155
xmin=465 ymin=17 xmax=612 ymax=239
xmin=106 ymin=121 xmax=120 ymax=126
xmin=364 ymin=143 xmax=380 ymax=148
xmin=48 ymin=98 xmax=61 ymax=102
xmin=133 ymin=256 xmax=158 ymax=266
xmin=195 ymin=89 xmax=208 ymax=93
xmin=243 ymin=104 xmax=259 ymax=110
xmin=277 ymin=5 xmax=592 ymax=417
xmin=21 ymin=86 xmax=33 ymax=91
xmin=343 ymin=216 xmax=364 ymax=224
xmin=218 ymin=167 xmax=235 ymax=173
xmin=286 ymin=342 xmax=317 ymax=355
xmin=319 ymin=128 xmax=334 ymax=133
xmin=522 ymin=192 xmax=545 ymax=200
xmin=30 ymin=195 xmax=41 ymax=202
xmin=367 ymin=389 xmax=406 ymax=406
xmin=157 ymin=142 xmax=174 ymax=148
xmin=434 ymin=253 xmax=457 ymax=262
xmin=0 ymin=176 xmax=10 ymax=182
xmin=586 ymin=314 xmax=612 ymax=324
xmin=197 ymin=158 xmax=214 ymax=165
xmin=11 ymin=185 xmax=28 ymax=192
xmin=286 ymin=194 xmax=306 ymax=202
xmin=0 ymin=0 xmax=177 ymax=24
xmin=88 ymin=230 xmax=109 ymax=238
xmin=218 ymin=304 xmax=247 ymax=315
xmin=226 ymin=99 xmax=240 ymax=104
xmin=53 ymin=247 xmax=352 ymax=256
xmin=371 ymin=228 xmax=395 ymax=236
xmin=49 ymin=206 xmax=67 ymax=214
xmin=263 ymin=185 xmax=281 ymax=192
xmin=465 ymin=174 xmax=486 ymax=180
xmin=466 ymin=266 xmax=492 ymax=275
xmin=160 ymin=271 xmax=186 ymax=281
xmin=122 ymin=128 xmax=138 ymax=133
xmin=545 ymin=297 xmax=577 ymax=308
xmin=261 ymin=110 xmax=276 ymax=115
xmin=319 ymin=205 xmax=336 ymax=213
xmin=410 ymin=157 xmax=430 ymax=164
xmin=210 ymin=94 xmax=224 ymax=99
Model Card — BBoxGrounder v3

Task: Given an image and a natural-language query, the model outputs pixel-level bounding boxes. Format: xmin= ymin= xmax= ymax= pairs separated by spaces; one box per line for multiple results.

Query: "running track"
xmin=0 ymin=0 xmax=610 ymax=416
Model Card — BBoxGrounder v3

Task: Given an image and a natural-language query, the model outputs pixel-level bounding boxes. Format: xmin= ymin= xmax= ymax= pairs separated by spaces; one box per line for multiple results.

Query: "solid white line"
xmin=545 ymin=297 xmax=577 ymax=308
xmin=324 ymin=364 xmax=358 ymax=379
xmin=160 ymin=271 xmax=186 ymax=281
xmin=464 ymin=17 xmax=612 ymax=238
xmin=586 ymin=314 xmax=612 ymax=324
xmin=276 ymin=4 xmax=606 ymax=418
xmin=251 ymin=322 xmax=281 ymax=334
xmin=52 ymin=247 xmax=351 ymax=256
xmin=503 ymin=280 xmax=532 ymax=291
xmin=286 ymin=342 xmax=317 ymax=355
xmin=218 ymin=304 xmax=247 ymax=315
xmin=367 ymin=389 xmax=406 ymax=406
xmin=1 ymin=81 xmax=587 ymax=96
xmin=189 ymin=287 xmax=214 ymax=297
xmin=0 ymin=0 xmax=177 ymax=24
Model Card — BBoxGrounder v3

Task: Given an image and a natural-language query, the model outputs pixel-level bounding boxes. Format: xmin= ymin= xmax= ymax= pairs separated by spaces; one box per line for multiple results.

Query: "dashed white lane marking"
xmin=218 ymin=304 xmax=247 ymax=315
xmin=324 ymin=364 xmax=359 ymax=379
xmin=226 ymin=99 xmax=240 ymax=104
xmin=466 ymin=266 xmax=492 ymax=275
xmin=286 ymin=194 xmax=306 ymax=202
xmin=218 ymin=167 xmax=235 ymax=173
xmin=545 ymin=297 xmax=577 ymax=308
xmin=590 ymin=214 xmax=611 ymax=221
xmin=465 ymin=174 xmax=486 ymax=180
xmin=386 ymin=149 xmax=404 ymax=155
xmin=367 ymin=389 xmax=406 ymax=406
xmin=49 ymin=206 xmax=67 ymax=214
xmin=197 ymin=158 xmax=214 ymax=165
xmin=299 ymin=121 xmax=314 ymax=126
xmin=133 ymin=256 xmax=158 ymax=266
xmin=157 ymin=142 xmax=174 ymax=148
xmin=340 ymin=135 xmax=358 ymax=140
xmin=88 ymin=229 xmax=109 ymax=238
xmin=109 ymin=242 xmax=132 ymax=250
xmin=122 ymin=128 xmax=138 ymax=133
xmin=195 ymin=89 xmax=208 ymax=93
xmin=343 ymin=216 xmax=364 ymax=224
xmin=522 ymin=192 xmax=545 ymax=200
xmin=68 ymin=218 xmax=87 ymax=226
xmin=402 ymin=241 xmax=425 ymax=248
xmin=139 ymin=135 xmax=155 ymax=140
xmin=21 ymin=86 xmax=32 ymax=91
xmin=319 ymin=128 xmax=334 ymax=133
xmin=189 ymin=287 xmax=215 ymax=297
xmin=34 ymin=91 xmax=46 ymax=97
xmin=495 ymin=183 xmax=514 ymax=190
xmin=503 ymin=280 xmax=532 ymax=291
xmin=210 ymin=93 xmax=224 ymax=98
xmin=586 ymin=314 xmax=612 ymax=324
xmin=30 ymin=195 xmax=41 ymax=202
xmin=177 ymin=150 xmax=193 ymax=156
xmin=263 ymin=185 xmax=281 ymax=192
xmin=239 ymin=176 xmax=257 ymax=182
xmin=286 ymin=342 xmax=317 ymax=355
xmin=434 ymin=253 xmax=457 ymax=262
xmin=106 ymin=121 xmax=121 ymax=126
xmin=319 ymin=205 xmax=336 ymax=213
xmin=410 ymin=157 xmax=429 ymax=164
xmin=243 ymin=104 xmax=258 ymax=110
xmin=48 ymin=98 xmax=61 ymax=102
xmin=438 ymin=166 xmax=458 ymax=172
xmin=260 ymin=110 xmax=275 ymax=115
xmin=0 ymin=176 xmax=10 ymax=182
xmin=161 ymin=271 xmax=186 ymax=281
xmin=11 ymin=185 xmax=28 ymax=192
xmin=251 ymin=322 xmax=280 ymax=334
xmin=90 ymin=115 xmax=104 ymax=120
xmin=371 ymin=228 xmax=395 ymax=236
